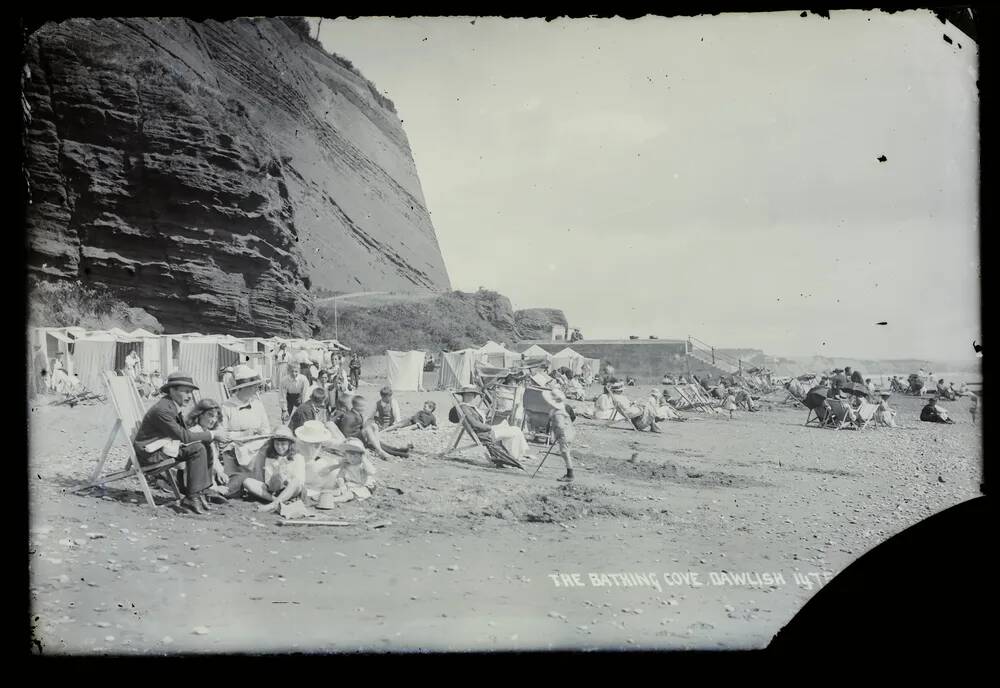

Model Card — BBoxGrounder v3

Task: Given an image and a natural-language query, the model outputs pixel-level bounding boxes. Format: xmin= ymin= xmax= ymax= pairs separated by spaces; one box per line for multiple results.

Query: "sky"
xmin=310 ymin=11 xmax=980 ymax=362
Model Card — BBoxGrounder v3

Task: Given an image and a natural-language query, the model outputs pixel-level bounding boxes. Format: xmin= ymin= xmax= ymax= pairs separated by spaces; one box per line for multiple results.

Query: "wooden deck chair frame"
xmin=805 ymin=402 xmax=835 ymax=428
xmin=74 ymin=371 xmax=183 ymax=507
xmin=853 ymin=401 xmax=879 ymax=430
xmin=441 ymin=392 xmax=497 ymax=463
xmin=825 ymin=398 xmax=856 ymax=430
xmin=607 ymin=405 xmax=641 ymax=431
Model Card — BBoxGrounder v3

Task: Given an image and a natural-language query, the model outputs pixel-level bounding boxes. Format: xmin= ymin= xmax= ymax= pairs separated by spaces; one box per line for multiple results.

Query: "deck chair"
xmin=805 ymin=401 xmax=834 ymax=428
xmin=486 ymin=383 xmax=518 ymax=424
xmin=74 ymin=371 xmax=183 ymax=507
xmin=825 ymin=398 xmax=857 ymax=430
xmin=520 ymin=386 xmax=555 ymax=444
xmin=853 ymin=401 xmax=879 ymax=430
xmin=442 ymin=393 xmax=524 ymax=470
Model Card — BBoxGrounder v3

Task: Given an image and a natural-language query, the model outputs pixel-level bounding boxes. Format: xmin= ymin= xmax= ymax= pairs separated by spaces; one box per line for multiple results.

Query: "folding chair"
xmin=74 ymin=371 xmax=183 ymax=507
xmin=442 ymin=393 xmax=524 ymax=470
xmin=520 ymin=385 xmax=556 ymax=444
xmin=805 ymin=401 xmax=834 ymax=428
xmin=825 ymin=398 xmax=857 ymax=430
xmin=853 ymin=401 xmax=879 ymax=430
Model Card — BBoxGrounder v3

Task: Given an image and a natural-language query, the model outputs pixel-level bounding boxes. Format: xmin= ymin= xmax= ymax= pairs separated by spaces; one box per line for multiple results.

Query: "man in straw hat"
xmin=608 ymin=381 xmax=662 ymax=432
xmin=449 ymin=384 xmax=526 ymax=468
xmin=220 ymin=364 xmax=272 ymax=476
xmin=133 ymin=372 xmax=231 ymax=514
xmin=542 ymin=388 xmax=577 ymax=481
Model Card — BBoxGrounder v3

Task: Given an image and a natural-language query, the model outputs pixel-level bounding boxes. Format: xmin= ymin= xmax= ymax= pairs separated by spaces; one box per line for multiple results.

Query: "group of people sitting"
xmin=133 ymin=364 xmax=426 ymax=515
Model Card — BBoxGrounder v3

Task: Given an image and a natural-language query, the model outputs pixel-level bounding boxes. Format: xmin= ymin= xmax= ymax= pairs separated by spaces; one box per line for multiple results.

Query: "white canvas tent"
xmin=386 ymin=350 xmax=426 ymax=391
xmin=477 ymin=341 xmax=510 ymax=368
xmin=437 ymin=348 xmax=478 ymax=389
xmin=550 ymin=347 xmax=584 ymax=374
xmin=521 ymin=344 xmax=552 ymax=360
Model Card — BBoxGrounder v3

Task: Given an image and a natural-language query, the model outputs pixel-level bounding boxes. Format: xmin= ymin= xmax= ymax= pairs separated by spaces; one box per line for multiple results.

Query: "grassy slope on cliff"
xmin=317 ymin=290 xmax=514 ymax=356
xmin=28 ymin=279 xmax=163 ymax=333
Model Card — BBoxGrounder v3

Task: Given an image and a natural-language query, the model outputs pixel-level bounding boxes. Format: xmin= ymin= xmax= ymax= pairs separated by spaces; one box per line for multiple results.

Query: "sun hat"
xmin=542 ymin=389 xmax=567 ymax=407
xmin=270 ymin=424 xmax=296 ymax=442
xmin=379 ymin=386 xmax=393 ymax=396
xmin=295 ymin=419 xmax=333 ymax=444
xmin=160 ymin=371 xmax=199 ymax=394
xmin=229 ymin=364 xmax=263 ymax=392
xmin=316 ymin=491 xmax=341 ymax=510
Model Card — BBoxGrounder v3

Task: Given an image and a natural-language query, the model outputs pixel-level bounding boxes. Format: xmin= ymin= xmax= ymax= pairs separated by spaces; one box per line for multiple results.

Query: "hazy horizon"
xmin=311 ymin=11 xmax=980 ymax=363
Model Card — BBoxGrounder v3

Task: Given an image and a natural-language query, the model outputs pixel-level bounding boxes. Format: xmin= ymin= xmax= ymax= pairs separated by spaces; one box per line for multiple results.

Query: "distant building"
xmin=551 ymin=324 xmax=567 ymax=341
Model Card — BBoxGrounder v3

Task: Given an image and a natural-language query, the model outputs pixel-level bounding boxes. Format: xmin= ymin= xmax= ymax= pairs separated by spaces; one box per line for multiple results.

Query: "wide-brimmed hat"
xmin=295 ymin=420 xmax=333 ymax=444
xmin=160 ymin=372 xmax=199 ymax=394
xmin=878 ymin=391 xmax=892 ymax=398
xmin=331 ymin=438 xmax=365 ymax=455
xmin=609 ymin=381 xmax=625 ymax=392
xmin=458 ymin=384 xmax=482 ymax=397
xmin=542 ymin=389 xmax=566 ymax=407
xmin=316 ymin=491 xmax=341 ymax=510
xmin=270 ymin=424 xmax=296 ymax=443
xmin=229 ymin=364 xmax=263 ymax=392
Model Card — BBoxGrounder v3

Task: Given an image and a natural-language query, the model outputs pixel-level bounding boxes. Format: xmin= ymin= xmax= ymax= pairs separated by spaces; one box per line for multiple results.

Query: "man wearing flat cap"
xmin=133 ymin=372 xmax=231 ymax=514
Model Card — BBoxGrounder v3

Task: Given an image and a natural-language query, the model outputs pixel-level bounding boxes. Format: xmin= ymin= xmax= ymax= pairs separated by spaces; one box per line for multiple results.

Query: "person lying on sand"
xmin=386 ymin=401 xmax=439 ymax=431
xmin=920 ymin=397 xmax=954 ymax=424
xmin=335 ymin=395 xmax=411 ymax=460
xmin=608 ymin=382 xmax=661 ymax=432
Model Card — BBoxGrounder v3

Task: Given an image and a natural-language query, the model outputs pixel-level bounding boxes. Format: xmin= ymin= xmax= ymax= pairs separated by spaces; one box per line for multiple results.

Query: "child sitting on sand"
xmin=316 ymin=438 xmax=378 ymax=506
xmin=875 ymin=392 xmax=897 ymax=427
xmin=245 ymin=425 xmax=306 ymax=513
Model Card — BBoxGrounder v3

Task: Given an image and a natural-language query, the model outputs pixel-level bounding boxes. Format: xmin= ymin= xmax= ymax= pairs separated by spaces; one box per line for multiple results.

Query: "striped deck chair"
xmin=853 ymin=401 xmax=879 ymax=430
xmin=74 ymin=371 xmax=183 ymax=507
xmin=442 ymin=393 xmax=524 ymax=470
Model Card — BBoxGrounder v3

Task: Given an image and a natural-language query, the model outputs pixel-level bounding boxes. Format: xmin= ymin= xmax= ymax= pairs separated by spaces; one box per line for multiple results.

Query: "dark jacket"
xmin=335 ymin=409 xmax=366 ymax=440
xmin=133 ymin=396 xmax=212 ymax=451
xmin=289 ymin=400 xmax=327 ymax=432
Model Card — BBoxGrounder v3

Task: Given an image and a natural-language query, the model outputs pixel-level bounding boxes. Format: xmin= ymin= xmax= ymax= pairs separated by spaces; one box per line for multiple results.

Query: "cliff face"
xmin=514 ymin=308 xmax=568 ymax=340
xmin=23 ymin=17 xmax=451 ymax=337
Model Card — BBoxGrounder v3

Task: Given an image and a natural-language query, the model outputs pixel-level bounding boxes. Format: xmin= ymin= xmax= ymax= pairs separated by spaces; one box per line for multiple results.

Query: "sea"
xmin=866 ymin=371 xmax=982 ymax=391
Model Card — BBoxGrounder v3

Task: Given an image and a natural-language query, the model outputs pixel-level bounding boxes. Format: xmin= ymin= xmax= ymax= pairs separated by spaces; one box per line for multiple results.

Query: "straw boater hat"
xmin=542 ymin=388 xmax=567 ymax=408
xmin=229 ymin=364 xmax=263 ymax=392
xmin=294 ymin=419 xmax=333 ymax=444
xmin=609 ymin=381 xmax=625 ymax=393
xmin=160 ymin=371 xmax=199 ymax=394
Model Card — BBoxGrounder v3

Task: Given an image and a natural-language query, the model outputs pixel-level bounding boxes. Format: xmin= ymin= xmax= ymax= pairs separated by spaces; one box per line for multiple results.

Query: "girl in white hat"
xmin=245 ymin=425 xmax=306 ymax=513
xmin=542 ymin=389 xmax=576 ymax=482
xmin=316 ymin=438 xmax=378 ymax=507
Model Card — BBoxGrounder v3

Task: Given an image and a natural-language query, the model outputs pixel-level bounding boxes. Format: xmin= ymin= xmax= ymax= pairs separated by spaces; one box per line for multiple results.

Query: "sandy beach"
xmin=28 ymin=382 xmax=982 ymax=653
